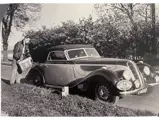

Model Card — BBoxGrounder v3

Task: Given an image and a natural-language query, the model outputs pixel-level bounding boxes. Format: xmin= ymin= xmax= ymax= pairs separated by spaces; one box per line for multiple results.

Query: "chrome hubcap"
xmin=98 ymin=85 xmax=109 ymax=100
xmin=34 ymin=76 xmax=41 ymax=85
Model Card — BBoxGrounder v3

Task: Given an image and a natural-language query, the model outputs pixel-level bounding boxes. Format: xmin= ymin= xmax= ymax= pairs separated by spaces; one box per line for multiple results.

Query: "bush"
xmin=24 ymin=16 xmax=159 ymax=62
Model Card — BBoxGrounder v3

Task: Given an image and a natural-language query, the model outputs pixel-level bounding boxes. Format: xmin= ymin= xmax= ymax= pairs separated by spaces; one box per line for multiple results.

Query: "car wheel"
xmin=95 ymin=83 xmax=119 ymax=103
xmin=32 ymin=71 xmax=43 ymax=86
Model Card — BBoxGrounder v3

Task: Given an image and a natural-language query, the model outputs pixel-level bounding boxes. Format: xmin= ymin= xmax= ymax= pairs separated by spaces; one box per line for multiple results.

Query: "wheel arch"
xmin=26 ymin=66 xmax=45 ymax=84
xmin=86 ymin=74 xmax=119 ymax=95
xmin=87 ymin=70 xmax=119 ymax=84
xmin=69 ymin=69 xmax=120 ymax=90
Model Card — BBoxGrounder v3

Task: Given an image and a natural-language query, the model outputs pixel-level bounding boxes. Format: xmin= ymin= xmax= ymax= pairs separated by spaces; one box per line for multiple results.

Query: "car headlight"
xmin=143 ymin=66 xmax=150 ymax=76
xmin=123 ymin=70 xmax=131 ymax=80
xmin=116 ymin=80 xmax=132 ymax=91
xmin=134 ymin=80 xmax=140 ymax=88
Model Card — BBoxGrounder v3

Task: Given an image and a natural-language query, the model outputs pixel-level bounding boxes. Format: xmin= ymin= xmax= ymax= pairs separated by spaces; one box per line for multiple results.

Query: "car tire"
xmin=95 ymin=83 xmax=119 ymax=104
xmin=32 ymin=70 xmax=43 ymax=86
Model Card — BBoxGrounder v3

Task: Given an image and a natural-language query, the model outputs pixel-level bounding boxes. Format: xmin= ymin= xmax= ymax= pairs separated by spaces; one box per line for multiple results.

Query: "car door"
xmin=43 ymin=51 xmax=74 ymax=86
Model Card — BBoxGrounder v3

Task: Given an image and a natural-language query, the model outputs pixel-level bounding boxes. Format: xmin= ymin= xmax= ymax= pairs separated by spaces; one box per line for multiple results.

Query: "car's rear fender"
xmin=26 ymin=66 xmax=45 ymax=84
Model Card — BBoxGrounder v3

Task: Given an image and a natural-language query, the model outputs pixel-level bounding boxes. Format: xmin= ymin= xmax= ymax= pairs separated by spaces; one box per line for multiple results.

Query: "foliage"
xmin=13 ymin=4 xmax=41 ymax=29
xmin=25 ymin=3 xmax=159 ymax=62
xmin=1 ymin=80 xmax=156 ymax=116
xmin=2 ymin=3 xmax=41 ymax=61
xmin=94 ymin=3 xmax=159 ymax=60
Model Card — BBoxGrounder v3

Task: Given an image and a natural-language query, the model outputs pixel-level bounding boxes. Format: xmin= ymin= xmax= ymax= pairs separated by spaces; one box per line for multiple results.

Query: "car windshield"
xmin=67 ymin=48 xmax=100 ymax=59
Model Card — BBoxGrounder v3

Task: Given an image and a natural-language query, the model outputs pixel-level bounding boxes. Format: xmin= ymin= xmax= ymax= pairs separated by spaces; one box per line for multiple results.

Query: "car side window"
xmin=47 ymin=51 xmax=66 ymax=60
xmin=68 ymin=49 xmax=87 ymax=59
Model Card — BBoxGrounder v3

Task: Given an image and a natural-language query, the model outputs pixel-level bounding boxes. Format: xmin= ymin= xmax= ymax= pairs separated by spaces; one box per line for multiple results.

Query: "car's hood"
xmin=73 ymin=57 xmax=132 ymax=72
xmin=74 ymin=57 xmax=132 ymax=65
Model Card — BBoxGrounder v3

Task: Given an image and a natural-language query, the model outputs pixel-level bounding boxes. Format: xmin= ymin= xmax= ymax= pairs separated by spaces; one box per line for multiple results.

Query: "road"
xmin=1 ymin=64 xmax=159 ymax=114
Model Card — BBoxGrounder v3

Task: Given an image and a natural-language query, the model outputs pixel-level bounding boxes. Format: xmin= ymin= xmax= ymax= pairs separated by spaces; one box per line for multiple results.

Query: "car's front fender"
xmin=68 ymin=68 xmax=120 ymax=88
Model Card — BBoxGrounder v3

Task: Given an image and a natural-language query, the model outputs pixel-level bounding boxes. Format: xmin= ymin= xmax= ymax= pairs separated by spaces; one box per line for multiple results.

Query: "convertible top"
xmin=48 ymin=44 xmax=93 ymax=51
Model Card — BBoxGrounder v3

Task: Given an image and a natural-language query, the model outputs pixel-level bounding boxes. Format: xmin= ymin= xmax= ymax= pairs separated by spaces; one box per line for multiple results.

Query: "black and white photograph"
xmin=0 ymin=2 xmax=159 ymax=117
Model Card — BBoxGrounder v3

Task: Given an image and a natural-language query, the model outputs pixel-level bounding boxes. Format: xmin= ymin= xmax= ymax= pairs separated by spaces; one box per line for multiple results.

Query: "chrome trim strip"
xmin=45 ymin=84 xmax=62 ymax=89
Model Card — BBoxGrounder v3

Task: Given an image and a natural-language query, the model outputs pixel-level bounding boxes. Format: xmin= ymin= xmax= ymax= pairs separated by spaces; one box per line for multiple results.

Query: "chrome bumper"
xmin=119 ymin=86 xmax=148 ymax=96
xmin=148 ymin=82 xmax=159 ymax=86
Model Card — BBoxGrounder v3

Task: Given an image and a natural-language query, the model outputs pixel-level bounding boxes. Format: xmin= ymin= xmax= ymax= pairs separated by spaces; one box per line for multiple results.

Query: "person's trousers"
xmin=10 ymin=59 xmax=22 ymax=84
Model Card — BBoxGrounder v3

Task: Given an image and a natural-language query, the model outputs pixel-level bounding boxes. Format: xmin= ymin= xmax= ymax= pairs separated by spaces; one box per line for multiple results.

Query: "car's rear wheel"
xmin=32 ymin=70 xmax=43 ymax=86
xmin=95 ymin=83 xmax=119 ymax=103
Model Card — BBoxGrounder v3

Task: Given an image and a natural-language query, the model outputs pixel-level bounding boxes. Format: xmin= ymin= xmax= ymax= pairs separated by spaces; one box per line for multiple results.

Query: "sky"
xmin=7 ymin=3 xmax=97 ymax=50
xmin=36 ymin=4 xmax=97 ymax=27
xmin=0 ymin=4 xmax=9 ymax=21
xmin=2 ymin=3 xmax=159 ymax=50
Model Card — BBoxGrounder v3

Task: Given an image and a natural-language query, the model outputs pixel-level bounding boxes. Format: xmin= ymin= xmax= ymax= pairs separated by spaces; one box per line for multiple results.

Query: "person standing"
xmin=10 ymin=38 xmax=31 ymax=85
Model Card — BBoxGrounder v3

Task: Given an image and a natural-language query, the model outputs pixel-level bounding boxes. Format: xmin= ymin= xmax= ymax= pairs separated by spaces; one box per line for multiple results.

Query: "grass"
xmin=1 ymin=80 xmax=157 ymax=117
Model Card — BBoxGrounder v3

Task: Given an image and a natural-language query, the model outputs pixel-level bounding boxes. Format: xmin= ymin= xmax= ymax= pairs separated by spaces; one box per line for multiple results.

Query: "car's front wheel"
xmin=95 ymin=83 xmax=119 ymax=103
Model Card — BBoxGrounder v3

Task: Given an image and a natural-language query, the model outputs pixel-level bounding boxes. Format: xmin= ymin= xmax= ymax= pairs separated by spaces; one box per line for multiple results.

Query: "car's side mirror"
xmin=143 ymin=66 xmax=151 ymax=76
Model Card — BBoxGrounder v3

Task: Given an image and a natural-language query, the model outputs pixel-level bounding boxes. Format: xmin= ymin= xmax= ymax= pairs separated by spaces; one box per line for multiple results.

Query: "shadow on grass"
xmin=69 ymin=87 xmax=94 ymax=100
xmin=20 ymin=78 xmax=33 ymax=84
xmin=1 ymin=78 xmax=10 ymax=85
xmin=1 ymin=77 xmax=33 ymax=85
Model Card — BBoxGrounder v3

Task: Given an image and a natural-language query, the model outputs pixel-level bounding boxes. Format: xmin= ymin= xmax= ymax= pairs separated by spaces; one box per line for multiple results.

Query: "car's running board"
xmin=45 ymin=84 xmax=63 ymax=89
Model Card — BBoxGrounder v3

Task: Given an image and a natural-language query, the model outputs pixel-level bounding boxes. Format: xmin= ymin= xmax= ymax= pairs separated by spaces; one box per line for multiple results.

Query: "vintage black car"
xmin=26 ymin=44 xmax=159 ymax=103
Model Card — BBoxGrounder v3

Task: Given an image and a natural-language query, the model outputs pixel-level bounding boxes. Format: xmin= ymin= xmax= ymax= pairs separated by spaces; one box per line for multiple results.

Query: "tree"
xmin=94 ymin=3 xmax=159 ymax=60
xmin=1 ymin=4 xmax=41 ymax=61
xmin=150 ymin=4 xmax=157 ymax=55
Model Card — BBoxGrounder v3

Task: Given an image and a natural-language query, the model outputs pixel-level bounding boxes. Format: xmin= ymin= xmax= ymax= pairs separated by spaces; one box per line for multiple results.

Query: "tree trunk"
xmin=3 ymin=42 xmax=8 ymax=62
xmin=151 ymin=4 xmax=157 ymax=56
xmin=2 ymin=23 xmax=9 ymax=62
xmin=1 ymin=4 xmax=16 ymax=62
